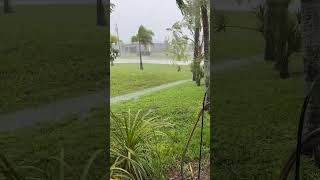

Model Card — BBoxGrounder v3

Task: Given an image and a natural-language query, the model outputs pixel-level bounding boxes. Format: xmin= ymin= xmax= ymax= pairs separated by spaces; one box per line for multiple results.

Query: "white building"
xmin=121 ymin=43 xmax=167 ymax=56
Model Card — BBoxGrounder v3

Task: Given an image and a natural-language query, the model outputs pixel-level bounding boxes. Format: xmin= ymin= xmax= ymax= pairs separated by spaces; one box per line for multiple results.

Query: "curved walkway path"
xmin=0 ymin=56 xmax=261 ymax=132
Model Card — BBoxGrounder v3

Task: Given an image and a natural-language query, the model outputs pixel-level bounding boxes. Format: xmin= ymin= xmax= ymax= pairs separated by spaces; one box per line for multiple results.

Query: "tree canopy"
xmin=131 ymin=26 xmax=154 ymax=48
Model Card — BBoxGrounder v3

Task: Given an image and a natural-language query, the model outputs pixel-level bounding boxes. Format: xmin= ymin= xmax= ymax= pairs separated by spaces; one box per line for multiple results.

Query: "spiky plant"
xmin=110 ymin=110 xmax=172 ymax=180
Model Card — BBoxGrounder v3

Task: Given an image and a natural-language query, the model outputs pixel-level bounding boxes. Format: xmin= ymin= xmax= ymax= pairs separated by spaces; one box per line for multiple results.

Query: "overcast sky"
xmin=110 ymin=0 xmax=275 ymax=44
xmin=110 ymin=0 xmax=300 ymax=44
xmin=110 ymin=0 xmax=184 ymax=44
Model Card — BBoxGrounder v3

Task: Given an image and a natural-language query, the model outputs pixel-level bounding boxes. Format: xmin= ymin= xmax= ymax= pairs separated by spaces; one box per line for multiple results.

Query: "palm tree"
xmin=301 ymin=0 xmax=320 ymax=166
xmin=97 ymin=0 xmax=105 ymax=26
xmin=131 ymin=25 xmax=154 ymax=70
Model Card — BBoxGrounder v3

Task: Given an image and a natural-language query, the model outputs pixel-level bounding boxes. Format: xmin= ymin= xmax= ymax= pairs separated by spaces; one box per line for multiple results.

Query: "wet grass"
xmin=110 ymin=81 xmax=210 ymax=178
xmin=0 ymin=81 xmax=209 ymax=179
xmin=212 ymin=56 xmax=320 ymax=179
xmin=0 ymin=5 xmax=106 ymax=113
xmin=0 ymin=110 xmax=107 ymax=179
xmin=111 ymin=64 xmax=191 ymax=97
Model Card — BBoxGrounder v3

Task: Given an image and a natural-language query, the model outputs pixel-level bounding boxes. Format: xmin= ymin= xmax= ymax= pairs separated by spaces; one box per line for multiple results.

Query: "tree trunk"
xmin=97 ymin=0 xmax=105 ymax=26
xmin=279 ymin=52 xmax=289 ymax=79
xmin=138 ymin=40 xmax=143 ymax=70
xmin=201 ymin=4 xmax=210 ymax=110
xmin=274 ymin=1 xmax=289 ymax=78
xmin=301 ymin=0 xmax=320 ymax=166
xmin=106 ymin=0 xmax=111 ymax=179
xmin=265 ymin=2 xmax=276 ymax=61
xmin=4 ymin=0 xmax=12 ymax=14
xmin=196 ymin=64 xmax=201 ymax=86
xmin=193 ymin=25 xmax=200 ymax=82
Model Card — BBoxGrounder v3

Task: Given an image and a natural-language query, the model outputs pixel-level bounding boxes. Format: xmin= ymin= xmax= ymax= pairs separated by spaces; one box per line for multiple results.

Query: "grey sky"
xmin=110 ymin=0 xmax=184 ymax=44
xmin=110 ymin=0 xmax=269 ymax=44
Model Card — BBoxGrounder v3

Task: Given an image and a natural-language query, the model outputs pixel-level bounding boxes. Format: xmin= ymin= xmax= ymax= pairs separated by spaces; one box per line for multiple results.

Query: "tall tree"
xmin=301 ymin=0 xmax=320 ymax=166
xmin=272 ymin=0 xmax=290 ymax=79
xmin=131 ymin=25 xmax=154 ymax=70
xmin=252 ymin=1 xmax=301 ymax=78
xmin=264 ymin=1 xmax=276 ymax=61
xmin=166 ymin=22 xmax=190 ymax=72
xmin=201 ymin=0 xmax=210 ymax=109
xmin=97 ymin=0 xmax=106 ymax=26
xmin=194 ymin=22 xmax=202 ymax=86
xmin=176 ymin=0 xmax=202 ymax=85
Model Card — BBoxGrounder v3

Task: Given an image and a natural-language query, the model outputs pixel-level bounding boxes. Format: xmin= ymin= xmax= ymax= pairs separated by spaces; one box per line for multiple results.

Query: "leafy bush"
xmin=110 ymin=110 xmax=173 ymax=180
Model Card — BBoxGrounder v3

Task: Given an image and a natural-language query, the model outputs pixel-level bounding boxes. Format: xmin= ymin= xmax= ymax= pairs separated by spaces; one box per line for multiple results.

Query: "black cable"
xmin=198 ymin=91 xmax=206 ymax=180
xmin=280 ymin=128 xmax=320 ymax=180
xmin=181 ymin=90 xmax=208 ymax=180
xmin=295 ymin=92 xmax=311 ymax=180
xmin=295 ymin=76 xmax=320 ymax=180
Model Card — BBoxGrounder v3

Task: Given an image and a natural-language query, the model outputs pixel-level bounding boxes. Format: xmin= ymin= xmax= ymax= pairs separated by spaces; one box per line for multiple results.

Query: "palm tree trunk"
xmin=4 ymin=0 xmax=12 ymax=14
xmin=265 ymin=2 xmax=276 ymax=61
xmin=201 ymin=4 xmax=210 ymax=110
xmin=301 ymin=0 xmax=320 ymax=166
xmin=138 ymin=40 xmax=143 ymax=70
xmin=97 ymin=0 xmax=105 ymax=26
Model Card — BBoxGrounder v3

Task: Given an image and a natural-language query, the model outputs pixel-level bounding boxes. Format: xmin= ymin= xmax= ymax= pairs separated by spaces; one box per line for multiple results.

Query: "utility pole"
xmin=115 ymin=23 xmax=121 ymax=54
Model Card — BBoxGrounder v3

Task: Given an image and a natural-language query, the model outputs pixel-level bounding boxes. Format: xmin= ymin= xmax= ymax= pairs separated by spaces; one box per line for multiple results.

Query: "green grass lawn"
xmin=211 ymin=56 xmax=320 ymax=179
xmin=0 ymin=110 xmax=107 ymax=179
xmin=111 ymin=64 xmax=191 ymax=97
xmin=213 ymin=10 xmax=264 ymax=62
xmin=0 ymin=81 xmax=209 ymax=179
xmin=111 ymin=81 xmax=210 ymax=178
xmin=0 ymin=5 xmax=106 ymax=113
